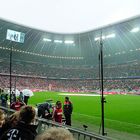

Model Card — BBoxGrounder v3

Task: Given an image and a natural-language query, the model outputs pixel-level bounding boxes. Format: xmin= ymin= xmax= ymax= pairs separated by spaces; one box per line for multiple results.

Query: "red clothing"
xmin=11 ymin=101 xmax=24 ymax=111
xmin=64 ymin=101 xmax=72 ymax=106
xmin=53 ymin=108 xmax=62 ymax=123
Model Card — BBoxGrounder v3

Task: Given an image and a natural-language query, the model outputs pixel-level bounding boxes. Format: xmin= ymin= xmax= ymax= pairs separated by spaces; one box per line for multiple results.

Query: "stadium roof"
xmin=0 ymin=15 xmax=140 ymax=66
xmin=0 ymin=0 xmax=140 ymax=33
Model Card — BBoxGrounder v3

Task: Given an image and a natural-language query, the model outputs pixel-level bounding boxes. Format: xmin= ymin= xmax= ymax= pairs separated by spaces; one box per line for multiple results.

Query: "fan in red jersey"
xmin=52 ymin=101 xmax=63 ymax=123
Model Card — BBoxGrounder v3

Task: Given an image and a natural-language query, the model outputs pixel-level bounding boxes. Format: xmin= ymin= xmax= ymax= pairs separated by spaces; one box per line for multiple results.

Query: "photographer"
xmin=37 ymin=102 xmax=52 ymax=119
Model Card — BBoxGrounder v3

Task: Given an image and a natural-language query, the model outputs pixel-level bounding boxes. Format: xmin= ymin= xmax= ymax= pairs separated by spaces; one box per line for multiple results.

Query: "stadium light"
xmin=102 ymin=36 xmax=106 ymax=40
xmin=94 ymin=37 xmax=100 ymax=41
xmin=54 ymin=40 xmax=63 ymax=43
xmin=94 ymin=36 xmax=106 ymax=41
xmin=43 ymin=38 xmax=52 ymax=42
xmin=130 ymin=27 xmax=139 ymax=33
xmin=94 ymin=33 xmax=115 ymax=41
xmin=64 ymin=40 xmax=74 ymax=44
xmin=106 ymin=33 xmax=115 ymax=38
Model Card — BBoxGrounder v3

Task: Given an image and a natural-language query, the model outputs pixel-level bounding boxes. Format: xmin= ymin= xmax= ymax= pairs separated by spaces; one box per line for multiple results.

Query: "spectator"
xmin=0 ymin=111 xmax=20 ymax=135
xmin=24 ymin=95 xmax=30 ymax=105
xmin=19 ymin=91 xmax=24 ymax=102
xmin=52 ymin=101 xmax=63 ymax=123
xmin=11 ymin=98 xmax=25 ymax=111
xmin=11 ymin=92 xmax=16 ymax=104
xmin=0 ymin=90 xmax=8 ymax=107
xmin=35 ymin=127 xmax=74 ymax=140
xmin=1 ymin=106 xmax=38 ymax=140
xmin=63 ymin=97 xmax=73 ymax=126
xmin=0 ymin=109 xmax=5 ymax=136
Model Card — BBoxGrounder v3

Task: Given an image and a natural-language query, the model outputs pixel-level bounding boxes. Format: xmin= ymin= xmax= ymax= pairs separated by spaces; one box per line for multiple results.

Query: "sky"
xmin=0 ymin=0 xmax=140 ymax=33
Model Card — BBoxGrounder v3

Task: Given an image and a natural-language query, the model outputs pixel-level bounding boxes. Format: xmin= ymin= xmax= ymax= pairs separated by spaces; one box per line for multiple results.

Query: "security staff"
xmin=63 ymin=97 xmax=73 ymax=126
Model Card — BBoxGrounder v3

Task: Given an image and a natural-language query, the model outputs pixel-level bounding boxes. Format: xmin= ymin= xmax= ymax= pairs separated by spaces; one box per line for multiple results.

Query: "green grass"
xmin=28 ymin=92 xmax=140 ymax=136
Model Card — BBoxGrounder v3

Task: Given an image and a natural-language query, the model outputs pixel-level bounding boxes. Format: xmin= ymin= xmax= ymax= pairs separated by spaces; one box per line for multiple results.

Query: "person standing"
xmin=52 ymin=101 xmax=63 ymax=123
xmin=24 ymin=95 xmax=30 ymax=105
xmin=63 ymin=97 xmax=73 ymax=126
xmin=0 ymin=90 xmax=8 ymax=107
xmin=11 ymin=92 xmax=16 ymax=104
xmin=19 ymin=91 xmax=24 ymax=102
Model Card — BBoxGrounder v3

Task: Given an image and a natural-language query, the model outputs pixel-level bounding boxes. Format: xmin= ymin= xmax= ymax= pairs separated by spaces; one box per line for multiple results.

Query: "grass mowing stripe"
xmin=73 ymin=112 xmax=140 ymax=127
xmin=29 ymin=91 xmax=140 ymax=136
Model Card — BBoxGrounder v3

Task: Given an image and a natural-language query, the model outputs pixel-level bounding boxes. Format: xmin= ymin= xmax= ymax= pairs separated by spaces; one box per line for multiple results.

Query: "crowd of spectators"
xmin=49 ymin=79 xmax=140 ymax=92
xmin=0 ymin=106 xmax=74 ymax=140
xmin=0 ymin=60 xmax=140 ymax=78
xmin=0 ymin=74 xmax=140 ymax=93
xmin=0 ymin=59 xmax=140 ymax=93
xmin=0 ymin=75 xmax=48 ymax=91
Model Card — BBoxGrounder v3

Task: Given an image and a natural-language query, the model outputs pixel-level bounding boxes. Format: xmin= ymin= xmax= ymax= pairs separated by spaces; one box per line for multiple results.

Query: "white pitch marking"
xmin=59 ymin=93 xmax=103 ymax=96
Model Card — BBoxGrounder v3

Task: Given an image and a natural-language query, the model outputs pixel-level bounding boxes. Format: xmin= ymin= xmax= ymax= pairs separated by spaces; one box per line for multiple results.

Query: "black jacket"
xmin=63 ymin=101 xmax=73 ymax=115
xmin=0 ymin=121 xmax=38 ymax=140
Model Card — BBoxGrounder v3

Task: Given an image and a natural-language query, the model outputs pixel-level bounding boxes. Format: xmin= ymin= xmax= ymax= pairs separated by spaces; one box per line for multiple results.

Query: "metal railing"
xmin=0 ymin=106 xmax=114 ymax=140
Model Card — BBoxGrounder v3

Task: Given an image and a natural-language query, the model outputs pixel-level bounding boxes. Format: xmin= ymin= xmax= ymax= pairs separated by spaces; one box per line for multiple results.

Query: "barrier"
xmin=0 ymin=106 xmax=114 ymax=140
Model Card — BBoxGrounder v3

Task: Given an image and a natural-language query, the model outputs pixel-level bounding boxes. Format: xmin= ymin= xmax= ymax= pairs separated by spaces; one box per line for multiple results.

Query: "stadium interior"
xmin=0 ymin=13 xmax=140 ymax=140
xmin=0 ymin=17 xmax=140 ymax=92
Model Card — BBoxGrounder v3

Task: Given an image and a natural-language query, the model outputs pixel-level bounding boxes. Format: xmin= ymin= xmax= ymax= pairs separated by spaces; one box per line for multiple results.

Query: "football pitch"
xmin=28 ymin=91 xmax=140 ymax=138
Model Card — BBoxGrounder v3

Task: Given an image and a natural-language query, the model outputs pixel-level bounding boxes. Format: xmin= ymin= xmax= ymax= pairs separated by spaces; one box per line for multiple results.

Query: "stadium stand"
xmin=0 ymin=74 xmax=140 ymax=94
xmin=0 ymin=59 xmax=140 ymax=78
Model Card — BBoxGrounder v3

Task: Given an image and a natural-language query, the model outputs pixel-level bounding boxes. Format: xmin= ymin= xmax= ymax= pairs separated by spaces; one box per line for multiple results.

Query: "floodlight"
xmin=54 ymin=40 xmax=63 ymax=43
xmin=64 ymin=40 xmax=74 ymax=44
xmin=43 ymin=38 xmax=52 ymax=42
xmin=94 ymin=36 xmax=106 ymax=41
xmin=106 ymin=33 xmax=115 ymax=38
xmin=130 ymin=27 xmax=139 ymax=33
xmin=102 ymin=36 xmax=105 ymax=40
xmin=94 ymin=37 xmax=100 ymax=41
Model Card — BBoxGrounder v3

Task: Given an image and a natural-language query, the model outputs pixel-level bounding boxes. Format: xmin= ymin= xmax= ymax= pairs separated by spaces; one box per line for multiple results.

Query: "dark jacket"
xmin=0 ymin=121 xmax=38 ymax=140
xmin=37 ymin=102 xmax=51 ymax=118
xmin=63 ymin=101 xmax=73 ymax=115
xmin=1 ymin=93 xmax=8 ymax=103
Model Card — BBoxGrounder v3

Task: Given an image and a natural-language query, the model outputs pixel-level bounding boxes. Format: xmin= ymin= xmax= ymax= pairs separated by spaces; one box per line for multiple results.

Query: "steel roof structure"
xmin=0 ymin=16 xmax=140 ymax=66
